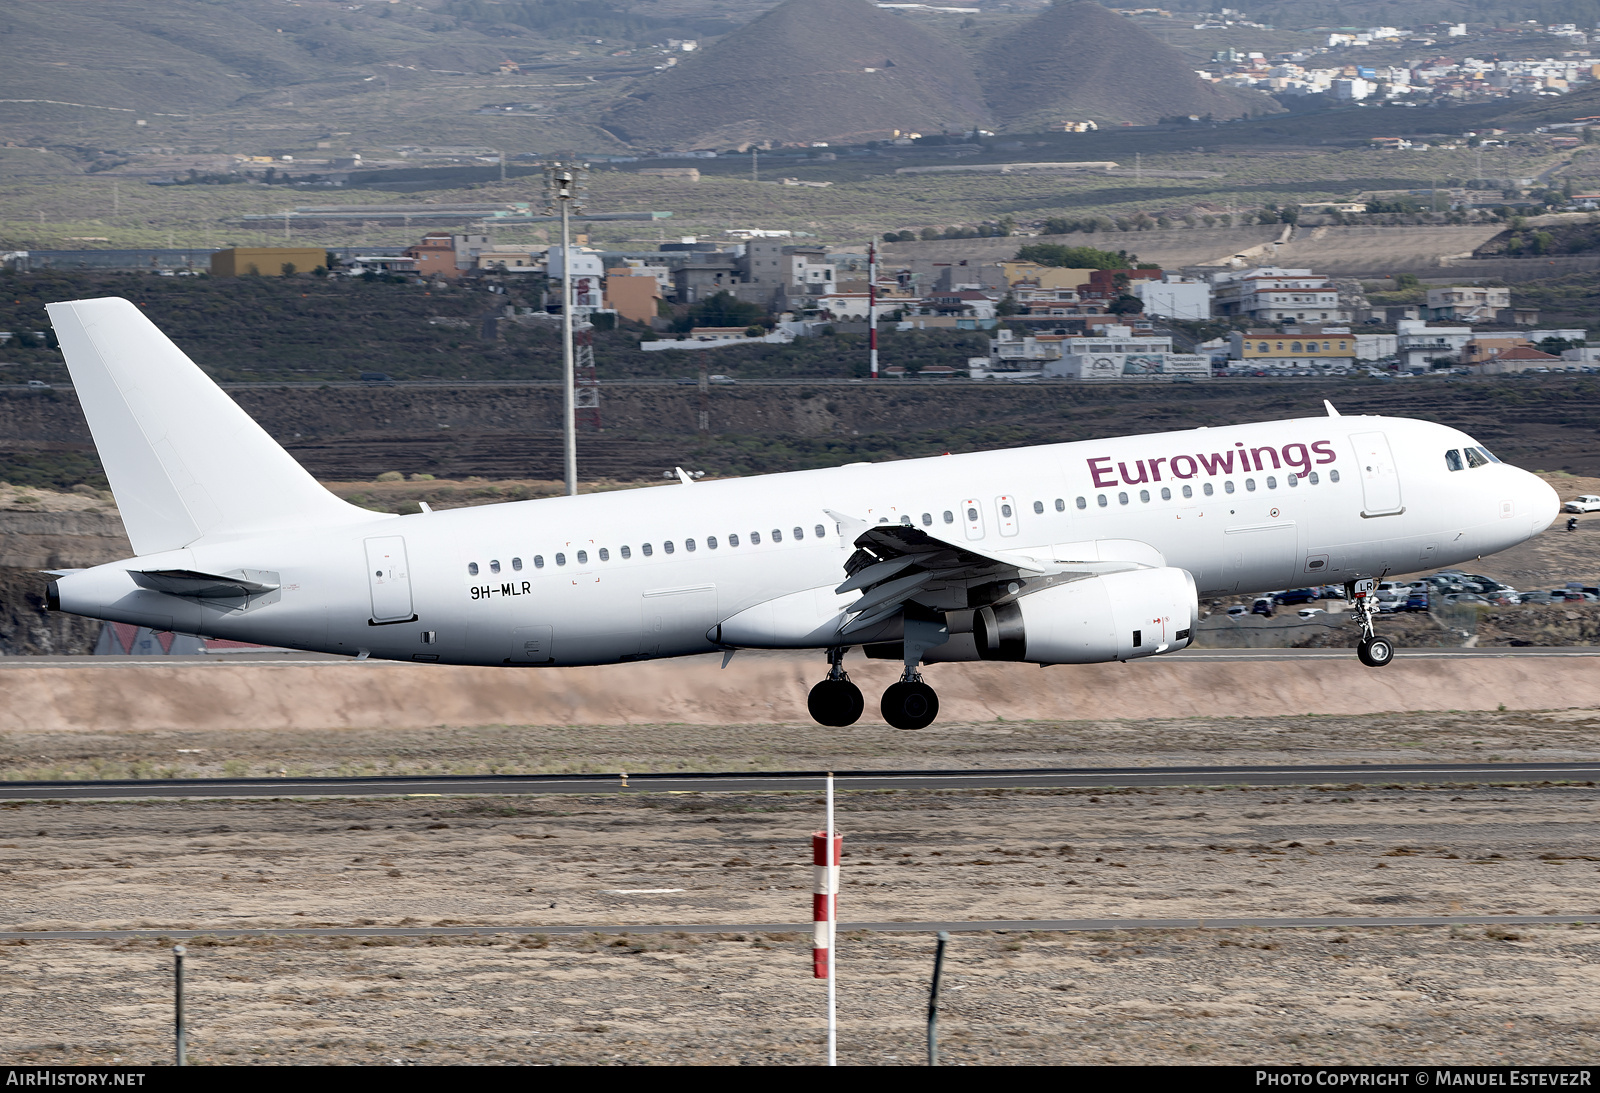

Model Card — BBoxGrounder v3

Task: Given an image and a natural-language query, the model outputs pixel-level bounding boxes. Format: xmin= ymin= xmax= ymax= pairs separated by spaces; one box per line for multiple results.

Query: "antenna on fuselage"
xmin=1323 ymin=400 xmax=1341 ymax=417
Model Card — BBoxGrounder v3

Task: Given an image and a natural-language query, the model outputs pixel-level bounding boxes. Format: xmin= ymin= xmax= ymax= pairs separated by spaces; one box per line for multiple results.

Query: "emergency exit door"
xmin=1350 ymin=431 xmax=1404 ymax=516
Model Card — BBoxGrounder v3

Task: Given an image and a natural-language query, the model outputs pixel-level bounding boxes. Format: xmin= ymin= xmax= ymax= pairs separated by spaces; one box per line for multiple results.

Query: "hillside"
xmin=983 ymin=1 xmax=1278 ymax=129
xmin=602 ymin=0 xmax=990 ymax=149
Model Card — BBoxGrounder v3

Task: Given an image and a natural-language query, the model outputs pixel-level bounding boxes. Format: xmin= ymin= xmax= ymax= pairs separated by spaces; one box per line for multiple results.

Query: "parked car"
xmin=1251 ymin=597 xmax=1276 ymax=617
xmin=1403 ymin=591 xmax=1430 ymax=612
xmin=1297 ymin=607 xmax=1326 ymax=618
xmin=1443 ymin=593 xmax=1487 ymax=605
xmin=1564 ymin=495 xmax=1600 ymax=513
xmin=359 ymin=372 xmax=394 ymax=385
xmin=1519 ymin=591 xmax=1555 ymax=605
xmin=1226 ymin=604 xmax=1248 ymax=618
xmin=25 ymin=379 xmax=49 ymax=389
xmin=1273 ymin=588 xmax=1319 ymax=606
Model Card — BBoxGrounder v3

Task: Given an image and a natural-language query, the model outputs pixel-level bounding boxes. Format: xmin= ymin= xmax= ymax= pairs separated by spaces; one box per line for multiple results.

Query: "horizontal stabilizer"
xmin=130 ymin=569 xmax=279 ymax=599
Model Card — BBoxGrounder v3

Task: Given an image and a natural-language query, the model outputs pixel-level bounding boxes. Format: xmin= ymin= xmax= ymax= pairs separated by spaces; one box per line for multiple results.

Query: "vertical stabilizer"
xmin=47 ymin=297 xmax=376 ymax=555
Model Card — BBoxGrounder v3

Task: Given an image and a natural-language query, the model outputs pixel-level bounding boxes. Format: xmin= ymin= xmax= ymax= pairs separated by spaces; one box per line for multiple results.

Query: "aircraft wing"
xmin=826 ymin=512 xmax=1148 ymax=637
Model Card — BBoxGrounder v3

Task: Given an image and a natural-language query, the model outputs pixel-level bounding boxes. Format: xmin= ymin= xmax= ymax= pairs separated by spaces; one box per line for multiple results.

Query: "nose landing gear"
xmin=1348 ymin=577 xmax=1395 ymax=668
xmin=807 ymin=647 xmax=864 ymax=726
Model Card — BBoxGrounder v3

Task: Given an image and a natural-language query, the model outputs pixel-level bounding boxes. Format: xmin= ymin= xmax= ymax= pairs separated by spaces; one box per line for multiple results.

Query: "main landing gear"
xmin=809 ymin=616 xmax=949 ymax=730
xmin=1349 ymin=578 xmax=1395 ymax=668
xmin=807 ymin=647 xmax=865 ymax=727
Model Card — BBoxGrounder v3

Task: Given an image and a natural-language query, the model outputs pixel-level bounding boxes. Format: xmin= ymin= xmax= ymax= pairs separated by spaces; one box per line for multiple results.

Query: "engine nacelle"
xmin=972 ymin=566 xmax=1198 ymax=664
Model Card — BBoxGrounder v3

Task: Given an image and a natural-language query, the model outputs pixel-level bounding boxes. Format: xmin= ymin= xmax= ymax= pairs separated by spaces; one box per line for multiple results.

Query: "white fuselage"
xmin=53 ymin=414 xmax=1558 ymax=667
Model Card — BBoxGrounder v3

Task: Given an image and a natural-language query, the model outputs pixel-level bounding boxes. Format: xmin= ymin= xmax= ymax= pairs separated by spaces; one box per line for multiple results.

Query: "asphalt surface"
xmin=3 ymin=761 xmax=1597 ymax=801
xmin=9 ymin=915 xmax=1595 ymax=942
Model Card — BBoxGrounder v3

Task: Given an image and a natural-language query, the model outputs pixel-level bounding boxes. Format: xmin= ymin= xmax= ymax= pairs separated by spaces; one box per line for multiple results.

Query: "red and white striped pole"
xmin=811 ymin=829 xmax=841 ymax=978
xmin=813 ymin=771 xmax=840 ymax=1065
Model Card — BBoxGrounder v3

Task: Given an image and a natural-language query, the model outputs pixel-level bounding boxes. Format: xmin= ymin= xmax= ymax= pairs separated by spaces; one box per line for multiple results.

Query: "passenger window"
xmin=771 ymin=529 xmax=782 ymax=542
xmin=1160 ymin=487 xmax=1171 ymax=501
xmin=1139 ymin=489 xmax=1150 ymax=503
xmin=686 ymin=539 xmax=697 ymax=552
xmin=921 ymin=513 xmax=932 ymax=526
xmin=576 ymin=550 xmax=588 ymax=564
xmin=750 ymin=531 xmax=761 ymax=545
xmin=793 ymin=526 xmax=804 ymax=540
xmin=663 ymin=541 xmax=674 ymax=554
xmin=1203 ymin=482 xmax=1214 ymax=496
xmin=1076 ymin=496 xmax=1087 ymax=510
xmin=642 ymin=543 xmax=653 ymax=557
xmin=1309 ymin=472 xmax=1319 ymax=485
xmin=1224 ymin=481 xmax=1235 ymax=494
xmin=534 ymin=555 xmax=544 ymax=568
xmin=598 ymin=548 xmax=610 ymax=561
xmin=621 ymin=546 xmax=631 ymax=559
xmin=490 ymin=559 xmax=501 ymax=574
xmin=815 ymin=524 xmax=826 ymax=538
xmin=1445 ymin=449 xmax=1464 ymax=471
xmin=943 ymin=511 xmax=954 ymax=524
xmin=1329 ymin=470 xmax=1341 ymax=483
xmin=707 ymin=536 xmax=718 ymax=549
xmin=1181 ymin=485 xmax=1193 ymax=498
xmin=1055 ymin=498 xmax=1065 ymax=512
xmin=468 ymin=562 xmax=479 ymax=576
xmin=1118 ymin=492 xmax=1129 ymax=505
xmin=1266 ymin=476 xmax=1277 ymax=489
xmin=1097 ymin=494 xmax=1107 ymax=507
xmin=1464 ymin=447 xmax=1488 ymax=469
xmin=1287 ymin=474 xmax=1299 ymax=488
xmin=966 ymin=506 xmax=978 ymax=522
xmin=555 ymin=553 xmax=566 ymax=566
xmin=512 ymin=557 xmax=523 ymax=571
xmin=1246 ymin=479 xmax=1257 ymax=492
xmin=900 ymin=515 xmax=911 ymax=526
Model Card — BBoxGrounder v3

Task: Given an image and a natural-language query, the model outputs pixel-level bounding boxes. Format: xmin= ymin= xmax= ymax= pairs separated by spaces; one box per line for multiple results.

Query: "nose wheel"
xmin=1348 ymin=578 xmax=1394 ymax=668
xmin=808 ymin=647 xmax=864 ymax=726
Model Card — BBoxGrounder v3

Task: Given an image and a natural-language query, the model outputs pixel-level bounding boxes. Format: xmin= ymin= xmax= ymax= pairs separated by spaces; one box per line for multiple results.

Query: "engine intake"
xmin=972 ymin=566 xmax=1198 ymax=664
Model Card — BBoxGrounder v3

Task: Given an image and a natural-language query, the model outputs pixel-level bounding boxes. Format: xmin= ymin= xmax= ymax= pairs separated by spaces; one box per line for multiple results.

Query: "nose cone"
xmin=1526 ymin=471 xmax=1561 ymax=534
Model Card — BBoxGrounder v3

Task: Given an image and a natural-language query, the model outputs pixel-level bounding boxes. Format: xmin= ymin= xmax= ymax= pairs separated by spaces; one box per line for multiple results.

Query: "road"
xmin=4 ymin=759 xmax=1596 ymax=802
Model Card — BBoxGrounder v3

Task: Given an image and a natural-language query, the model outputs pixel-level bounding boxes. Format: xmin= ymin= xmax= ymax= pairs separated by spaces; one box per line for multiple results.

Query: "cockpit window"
xmin=1445 ymin=449 xmax=1464 ymax=471
xmin=1477 ymin=446 xmax=1501 ymax=464
xmin=1464 ymin=447 xmax=1489 ymax=469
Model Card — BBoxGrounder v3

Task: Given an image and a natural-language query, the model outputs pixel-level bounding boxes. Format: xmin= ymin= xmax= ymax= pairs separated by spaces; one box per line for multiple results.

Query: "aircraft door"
xmin=364 ymin=536 xmax=414 ymax=623
xmin=961 ymin=499 xmax=984 ymax=540
xmin=994 ymin=495 xmax=1019 ymax=536
xmin=1350 ymin=431 xmax=1404 ymax=516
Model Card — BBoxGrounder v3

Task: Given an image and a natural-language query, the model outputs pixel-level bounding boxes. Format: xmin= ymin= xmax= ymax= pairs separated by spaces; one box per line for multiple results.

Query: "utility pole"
xmin=544 ymin=155 xmax=589 ymax=496
xmin=868 ymin=240 xmax=879 ymax=379
xmin=751 ymin=147 xmax=758 ymax=184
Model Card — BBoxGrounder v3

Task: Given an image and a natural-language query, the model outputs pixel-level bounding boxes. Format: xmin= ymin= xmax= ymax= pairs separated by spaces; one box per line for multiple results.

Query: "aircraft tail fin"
xmin=47 ymin=297 xmax=376 ymax=555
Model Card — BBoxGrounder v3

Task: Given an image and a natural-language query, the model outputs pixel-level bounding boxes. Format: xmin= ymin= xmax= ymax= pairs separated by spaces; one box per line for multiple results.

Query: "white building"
xmin=1354 ymin=333 xmax=1398 ymax=361
xmin=1133 ymin=275 xmax=1211 ymax=320
xmin=545 ymin=246 xmax=605 ymax=281
xmin=1040 ymin=326 xmax=1210 ymax=381
xmin=1211 ymin=267 xmax=1348 ymax=323
xmin=1396 ymin=320 xmax=1473 ymax=370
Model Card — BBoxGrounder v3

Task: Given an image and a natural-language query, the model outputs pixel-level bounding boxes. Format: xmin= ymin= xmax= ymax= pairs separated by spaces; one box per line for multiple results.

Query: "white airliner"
xmin=43 ymin=298 xmax=1559 ymax=729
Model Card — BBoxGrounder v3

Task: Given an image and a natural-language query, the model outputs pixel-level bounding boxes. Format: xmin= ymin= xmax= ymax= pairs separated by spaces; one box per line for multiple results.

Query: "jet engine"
xmin=972 ymin=566 xmax=1198 ymax=664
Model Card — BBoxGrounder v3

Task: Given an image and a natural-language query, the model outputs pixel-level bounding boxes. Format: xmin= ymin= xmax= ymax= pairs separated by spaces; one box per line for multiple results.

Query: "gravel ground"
xmin=8 ymin=766 xmax=1600 ymax=1064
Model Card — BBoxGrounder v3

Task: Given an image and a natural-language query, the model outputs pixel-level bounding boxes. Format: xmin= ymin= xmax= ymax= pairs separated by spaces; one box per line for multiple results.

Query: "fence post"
xmin=927 ymin=931 xmax=949 ymax=1066
xmin=173 ymin=944 xmax=187 ymax=1067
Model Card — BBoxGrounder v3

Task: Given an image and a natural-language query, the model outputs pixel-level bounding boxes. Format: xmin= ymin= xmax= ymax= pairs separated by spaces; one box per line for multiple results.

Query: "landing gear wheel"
xmin=881 ymin=680 xmax=939 ymax=731
xmin=808 ymin=679 xmax=864 ymax=726
xmin=1357 ymin=635 xmax=1395 ymax=668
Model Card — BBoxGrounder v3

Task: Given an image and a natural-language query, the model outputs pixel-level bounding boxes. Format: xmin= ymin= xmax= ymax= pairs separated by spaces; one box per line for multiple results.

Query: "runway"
xmin=4 ymin=760 xmax=1598 ymax=800
xmin=10 ymin=914 xmax=1597 ymax=943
